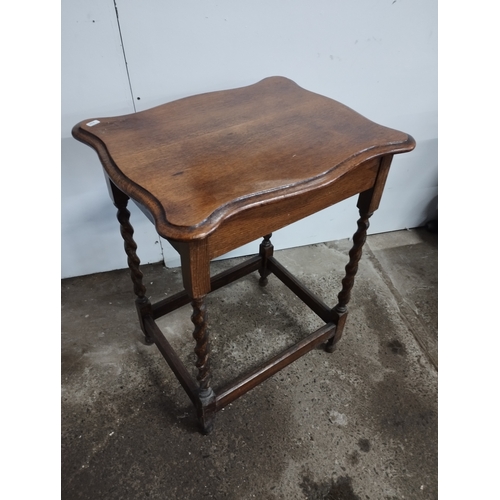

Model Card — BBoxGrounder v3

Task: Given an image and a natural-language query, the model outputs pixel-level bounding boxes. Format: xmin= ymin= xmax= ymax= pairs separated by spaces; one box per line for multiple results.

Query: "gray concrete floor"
xmin=61 ymin=228 xmax=437 ymax=500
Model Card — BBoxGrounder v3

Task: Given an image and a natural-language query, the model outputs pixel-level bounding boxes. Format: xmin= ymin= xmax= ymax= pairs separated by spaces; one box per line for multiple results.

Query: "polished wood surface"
xmin=73 ymin=77 xmax=416 ymax=434
xmin=73 ymin=76 xmax=414 ymax=241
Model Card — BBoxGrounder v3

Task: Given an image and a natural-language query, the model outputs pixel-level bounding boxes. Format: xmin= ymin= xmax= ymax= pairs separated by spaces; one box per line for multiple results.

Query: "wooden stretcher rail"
xmin=215 ymin=322 xmax=336 ymax=410
xmin=267 ymin=257 xmax=334 ymax=323
xmin=146 ymin=252 xmax=341 ymax=427
xmin=143 ymin=315 xmax=199 ymax=405
xmin=152 ymin=255 xmax=262 ymax=319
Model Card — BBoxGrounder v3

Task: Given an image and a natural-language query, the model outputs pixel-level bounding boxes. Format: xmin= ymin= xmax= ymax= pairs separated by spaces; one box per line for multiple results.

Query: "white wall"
xmin=62 ymin=0 xmax=165 ymax=277
xmin=62 ymin=0 xmax=437 ymax=277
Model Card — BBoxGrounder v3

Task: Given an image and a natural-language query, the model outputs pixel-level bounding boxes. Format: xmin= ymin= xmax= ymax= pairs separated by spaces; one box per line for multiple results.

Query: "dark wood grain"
xmin=72 ymin=76 xmax=415 ymax=242
xmin=206 ymin=157 xmax=380 ymax=260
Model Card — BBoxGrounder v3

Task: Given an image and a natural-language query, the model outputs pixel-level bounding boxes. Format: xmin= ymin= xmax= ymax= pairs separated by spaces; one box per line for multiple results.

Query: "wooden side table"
xmin=72 ymin=77 xmax=415 ymax=434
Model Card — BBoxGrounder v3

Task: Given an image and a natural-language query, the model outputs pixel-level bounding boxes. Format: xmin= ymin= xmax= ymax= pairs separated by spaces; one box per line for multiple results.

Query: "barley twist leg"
xmin=191 ymin=296 xmax=215 ymax=433
xmin=115 ymin=197 xmax=154 ymax=345
xmin=326 ymin=210 xmax=372 ymax=352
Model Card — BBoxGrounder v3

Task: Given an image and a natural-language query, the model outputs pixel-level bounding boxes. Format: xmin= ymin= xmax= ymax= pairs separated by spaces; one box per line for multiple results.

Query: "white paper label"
xmin=86 ymin=120 xmax=100 ymax=127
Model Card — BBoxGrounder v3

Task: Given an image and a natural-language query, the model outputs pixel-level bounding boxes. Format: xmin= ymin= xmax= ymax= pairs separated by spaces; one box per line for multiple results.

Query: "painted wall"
xmin=62 ymin=0 xmax=437 ymax=278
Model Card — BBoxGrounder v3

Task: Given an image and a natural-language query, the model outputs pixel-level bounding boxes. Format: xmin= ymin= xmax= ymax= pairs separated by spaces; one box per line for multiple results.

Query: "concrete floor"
xmin=61 ymin=228 xmax=437 ymax=500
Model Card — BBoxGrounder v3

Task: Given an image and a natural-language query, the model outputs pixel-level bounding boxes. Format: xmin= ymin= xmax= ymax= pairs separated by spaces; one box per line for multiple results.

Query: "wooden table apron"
xmin=72 ymin=76 xmax=415 ymax=434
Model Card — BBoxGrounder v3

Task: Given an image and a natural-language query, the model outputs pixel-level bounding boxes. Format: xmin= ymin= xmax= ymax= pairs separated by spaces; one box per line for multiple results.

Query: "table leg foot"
xmin=325 ymin=341 xmax=338 ymax=353
xmin=199 ymin=415 xmax=215 ymax=435
xmin=197 ymin=387 xmax=216 ymax=434
xmin=258 ymin=234 xmax=274 ymax=286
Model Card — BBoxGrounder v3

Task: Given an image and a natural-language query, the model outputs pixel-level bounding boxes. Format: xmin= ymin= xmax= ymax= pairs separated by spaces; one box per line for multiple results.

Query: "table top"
xmin=72 ymin=76 xmax=415 ymax=240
